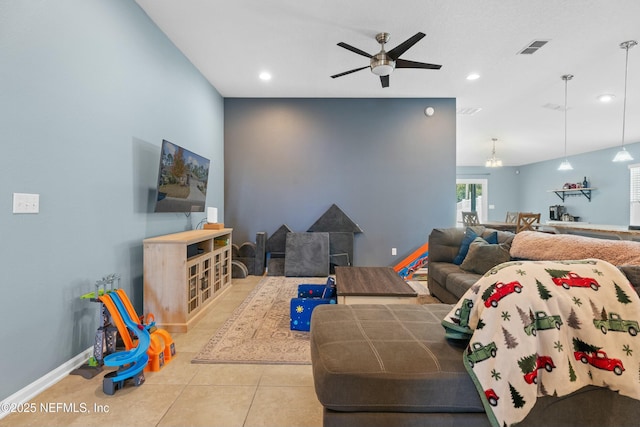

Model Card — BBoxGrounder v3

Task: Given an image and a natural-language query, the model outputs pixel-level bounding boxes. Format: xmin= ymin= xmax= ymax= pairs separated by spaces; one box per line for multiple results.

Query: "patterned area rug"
xmin=192 ymin=276 xmax=328 ymax=365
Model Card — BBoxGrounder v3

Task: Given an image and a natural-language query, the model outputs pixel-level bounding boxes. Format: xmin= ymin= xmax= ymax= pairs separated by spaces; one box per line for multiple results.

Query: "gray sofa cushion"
xmin=429 ymin=227 xmax=483 ymax=263
xmin=428 ymin=227 xmax=516 ymax=302
xmin=446 ymin=271 xmax=483 ymax=298
xmin=310 ymin=304 xmax=484 ymax=413
xmin=460 ymin=237 xmax=511 ymax=275
xmin=428 ymin=261 xmax=465 ymax=288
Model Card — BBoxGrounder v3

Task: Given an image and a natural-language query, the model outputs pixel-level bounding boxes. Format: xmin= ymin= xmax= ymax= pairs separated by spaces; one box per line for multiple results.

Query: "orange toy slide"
xmin=114 ymin=289 xmax=176 ymax=370
xmin=393 ymin=242 xmax=429 ymax=280
xmin=98 ymin=294 xmax=136 ymax=349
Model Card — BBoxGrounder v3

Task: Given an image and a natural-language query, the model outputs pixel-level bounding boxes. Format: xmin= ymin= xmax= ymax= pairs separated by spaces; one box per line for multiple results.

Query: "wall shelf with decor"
xmin=549 ymin=188 xmax=596 ymax=202
xmin=143 ymin=228 xmax=232 ymax=332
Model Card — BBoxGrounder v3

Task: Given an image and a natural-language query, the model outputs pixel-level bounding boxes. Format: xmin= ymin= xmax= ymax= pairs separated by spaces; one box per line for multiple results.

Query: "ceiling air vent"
xmin=518 ymin=40 xmax=549 ymax=55
xmin=542 ymin=103 xmax=567 ymax=112
xmin=457 ymin=107 xmax=482 ymax=116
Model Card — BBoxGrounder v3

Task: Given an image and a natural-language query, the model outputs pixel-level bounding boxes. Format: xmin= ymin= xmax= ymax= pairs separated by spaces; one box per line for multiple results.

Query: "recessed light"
xmin=259 ymin=71 xmax=272 ymax=81
xmin=597 ymin=94 xmax=615 ymax=103
xmin=466 ymin=73 xmax=480 ymax=81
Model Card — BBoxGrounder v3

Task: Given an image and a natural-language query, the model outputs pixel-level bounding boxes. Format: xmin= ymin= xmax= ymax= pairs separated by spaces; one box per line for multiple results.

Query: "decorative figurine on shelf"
xmin=583 ymin=177 xmax=589 ymax=188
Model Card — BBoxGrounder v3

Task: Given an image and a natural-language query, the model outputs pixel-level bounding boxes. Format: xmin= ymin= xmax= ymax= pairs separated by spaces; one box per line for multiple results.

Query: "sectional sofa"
xmin=309 ymin=228 xmax=640 ymax=427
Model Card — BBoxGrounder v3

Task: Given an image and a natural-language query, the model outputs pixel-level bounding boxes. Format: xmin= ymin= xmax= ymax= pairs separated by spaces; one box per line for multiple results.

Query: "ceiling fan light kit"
xmin=331 ymin=32 xmax=442 ymax=88
xmin=371 ymin=32 xmax=395 ymax=76
xmin=331 ymin=33 xmax=635 ymax=164
xmin=613 ymin=39 xmax=637 ymax=162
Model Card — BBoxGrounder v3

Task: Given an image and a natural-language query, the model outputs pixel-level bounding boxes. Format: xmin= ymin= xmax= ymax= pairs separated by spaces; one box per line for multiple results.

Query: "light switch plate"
xmin=13 ymin=193 xmax=39 ymax=214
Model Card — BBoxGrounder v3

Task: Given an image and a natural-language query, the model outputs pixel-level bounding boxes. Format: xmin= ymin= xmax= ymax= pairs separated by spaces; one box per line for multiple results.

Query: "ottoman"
xmin=310 ymin=304 xmax=640 ymax=427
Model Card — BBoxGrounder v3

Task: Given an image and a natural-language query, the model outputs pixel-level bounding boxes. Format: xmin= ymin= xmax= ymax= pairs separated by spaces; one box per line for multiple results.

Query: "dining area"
xmin=462 ymin=211 xmax=543 ymax=233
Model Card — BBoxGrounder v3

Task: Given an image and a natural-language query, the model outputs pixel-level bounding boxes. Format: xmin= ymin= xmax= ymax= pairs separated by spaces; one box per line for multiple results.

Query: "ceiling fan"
xmin=331 ymin=32 xmax=442 ymax=88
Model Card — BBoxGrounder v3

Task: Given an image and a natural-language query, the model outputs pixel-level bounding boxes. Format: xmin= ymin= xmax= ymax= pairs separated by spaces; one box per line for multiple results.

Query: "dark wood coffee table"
xmin=334 ymin=266 xmax=418 ymax=304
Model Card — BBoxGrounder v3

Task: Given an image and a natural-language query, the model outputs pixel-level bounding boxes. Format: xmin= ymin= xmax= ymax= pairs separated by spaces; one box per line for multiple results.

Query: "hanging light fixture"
xmin=613 ymin=40 xmax=637 ymax=162
xmin=485 ymin=138 xmax=503 ymax=167
xmin=558 ymin=74 xmax=574 ymax=171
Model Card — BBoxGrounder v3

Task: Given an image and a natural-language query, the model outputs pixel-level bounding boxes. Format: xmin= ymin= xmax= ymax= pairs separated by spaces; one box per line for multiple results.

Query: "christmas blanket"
xmin=442 ymin=259 xmax=640 ymax=427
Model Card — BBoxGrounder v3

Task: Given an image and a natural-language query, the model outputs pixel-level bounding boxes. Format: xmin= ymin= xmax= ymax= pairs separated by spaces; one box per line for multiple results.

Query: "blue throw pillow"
xmin=485 ymin=231 xmax=499 ymax=245
xmin=453 ymin=227 xmax=478 ymax=265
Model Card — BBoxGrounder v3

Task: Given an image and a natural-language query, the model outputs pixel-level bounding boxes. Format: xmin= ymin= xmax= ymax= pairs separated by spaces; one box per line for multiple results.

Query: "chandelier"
xmin=485 ymin=138 xmax=503 ymax=167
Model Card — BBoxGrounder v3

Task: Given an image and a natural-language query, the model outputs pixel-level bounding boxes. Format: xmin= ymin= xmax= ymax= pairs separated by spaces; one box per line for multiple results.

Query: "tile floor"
xmin=0 ymin=276 xmax=324 ymax=427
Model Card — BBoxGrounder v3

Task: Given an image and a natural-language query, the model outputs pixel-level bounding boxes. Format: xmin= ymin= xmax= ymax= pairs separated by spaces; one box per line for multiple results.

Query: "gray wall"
xmin=0 ymin=1 xmax=224 ymax=401
xmin=224 ymin=98 xmax=457 ymax=266
xmin=457 ymin=141 xmax=640 ymax=225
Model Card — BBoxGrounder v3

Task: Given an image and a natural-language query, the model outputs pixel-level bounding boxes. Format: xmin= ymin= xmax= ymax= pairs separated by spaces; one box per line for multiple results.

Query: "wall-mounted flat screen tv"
xmin=154 ymin=139 xmax=210 ymax=213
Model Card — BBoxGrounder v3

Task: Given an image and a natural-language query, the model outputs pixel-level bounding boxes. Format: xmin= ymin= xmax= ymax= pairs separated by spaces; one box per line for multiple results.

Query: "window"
xmin=456 ymin=179 xmax=488 ymax=225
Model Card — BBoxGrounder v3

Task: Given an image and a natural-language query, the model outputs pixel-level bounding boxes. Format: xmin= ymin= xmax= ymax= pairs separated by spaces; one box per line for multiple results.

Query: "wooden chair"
xmin=516 ymin=212 xmax=541 ymax=233
xmin=505 ymin=211 xmax=519 ymax=223
xmin=462 ymin=211 xmax=480 ymax=226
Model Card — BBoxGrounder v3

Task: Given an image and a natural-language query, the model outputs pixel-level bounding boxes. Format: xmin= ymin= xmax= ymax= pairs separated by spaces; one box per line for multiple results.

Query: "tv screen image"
xmin=154 ymin=139 xmax=210 ymax=213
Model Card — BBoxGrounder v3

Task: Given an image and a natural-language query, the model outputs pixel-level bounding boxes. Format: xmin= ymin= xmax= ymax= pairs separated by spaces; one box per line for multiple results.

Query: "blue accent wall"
xmin=224 ymin=98 xmax=457 ymax=266
xmin=0 ymin=0 xmax=224 ymax=401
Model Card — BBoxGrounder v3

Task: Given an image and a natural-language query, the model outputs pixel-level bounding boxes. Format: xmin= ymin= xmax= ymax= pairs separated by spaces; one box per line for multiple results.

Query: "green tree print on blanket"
xmin=536 ymin=279 xmax=553 ymax=300
xmin=568 ymin=358 xmax=577 ymax=382
xmin=567 ymin=307 xmax=582 ymax=329
xmin=482 ymin=283 xmax=497 ymax=303
xmin=509 ymin=382 xmax=526 ymax=408
xmin=545 ymin=268 xmax=571 ymax=279
xmin=573 ymin=337 xmax=601 ymax=353
xmin=502 ymin=326 xmax=518 ymax=349
xmin=517 ymin=353 xmax=537 ymax=374
xmin=615 ymin=283 xmax=633 ymax=304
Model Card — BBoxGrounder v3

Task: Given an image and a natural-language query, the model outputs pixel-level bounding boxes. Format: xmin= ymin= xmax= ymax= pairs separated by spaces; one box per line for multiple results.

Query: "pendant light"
xmin=612 ymin=40 xmax=637 ymax=162
xmin=558 ymin=74 xmax=574 ymax=171
xmin=485 ymin=138 xmax=503 ymax=167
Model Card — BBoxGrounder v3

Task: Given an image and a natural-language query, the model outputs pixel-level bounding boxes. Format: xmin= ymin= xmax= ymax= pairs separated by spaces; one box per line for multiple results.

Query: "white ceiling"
xmin=134 ymin=0 xmax=640 ymax=166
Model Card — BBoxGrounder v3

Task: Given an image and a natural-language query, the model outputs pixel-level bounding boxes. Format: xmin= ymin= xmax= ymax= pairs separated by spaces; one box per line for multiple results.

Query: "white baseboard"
xmin=0 ymin=347 xmax=93 ymax=420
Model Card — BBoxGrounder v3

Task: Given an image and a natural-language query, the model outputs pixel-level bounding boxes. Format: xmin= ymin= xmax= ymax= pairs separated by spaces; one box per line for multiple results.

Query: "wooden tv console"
xmin=143 ymin=228 xmax=232 ymax=332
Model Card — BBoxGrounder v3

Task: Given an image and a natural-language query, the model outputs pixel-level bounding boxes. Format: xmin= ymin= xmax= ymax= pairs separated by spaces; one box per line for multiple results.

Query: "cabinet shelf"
xmin=549 ymin=188 xmax=596 ymax=202
xmin=143 ymin=228 xmax=232 ymax=332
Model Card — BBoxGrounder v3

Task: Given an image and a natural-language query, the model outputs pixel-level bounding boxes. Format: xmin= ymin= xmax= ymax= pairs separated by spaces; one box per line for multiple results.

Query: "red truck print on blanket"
xmin=551 ymin=272 xmax=600 ymax=290
xmin=483 ymin=281 xmax=523 ymax=308
xmin=520 ymin=355 xmax=556 ymax=384
xmin=574 ymin=349 xmax=625 ymax=375
xmin=484 ymin=389 xmax=499 ymax=407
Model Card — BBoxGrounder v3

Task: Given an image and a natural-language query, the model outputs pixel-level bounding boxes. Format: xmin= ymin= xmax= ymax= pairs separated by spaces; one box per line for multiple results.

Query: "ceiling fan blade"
xmin=387 ymin=32 xmax=426 ymax=60
xmin=337 ymin=42 xmax=372 ymax=58
xmin=331 ymin=66 xmax=369 ymax=79
xmin=380 ymin=75 xmax=389 ymax=88
xmin=395 ymin=59 xmax=442 ymax=70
